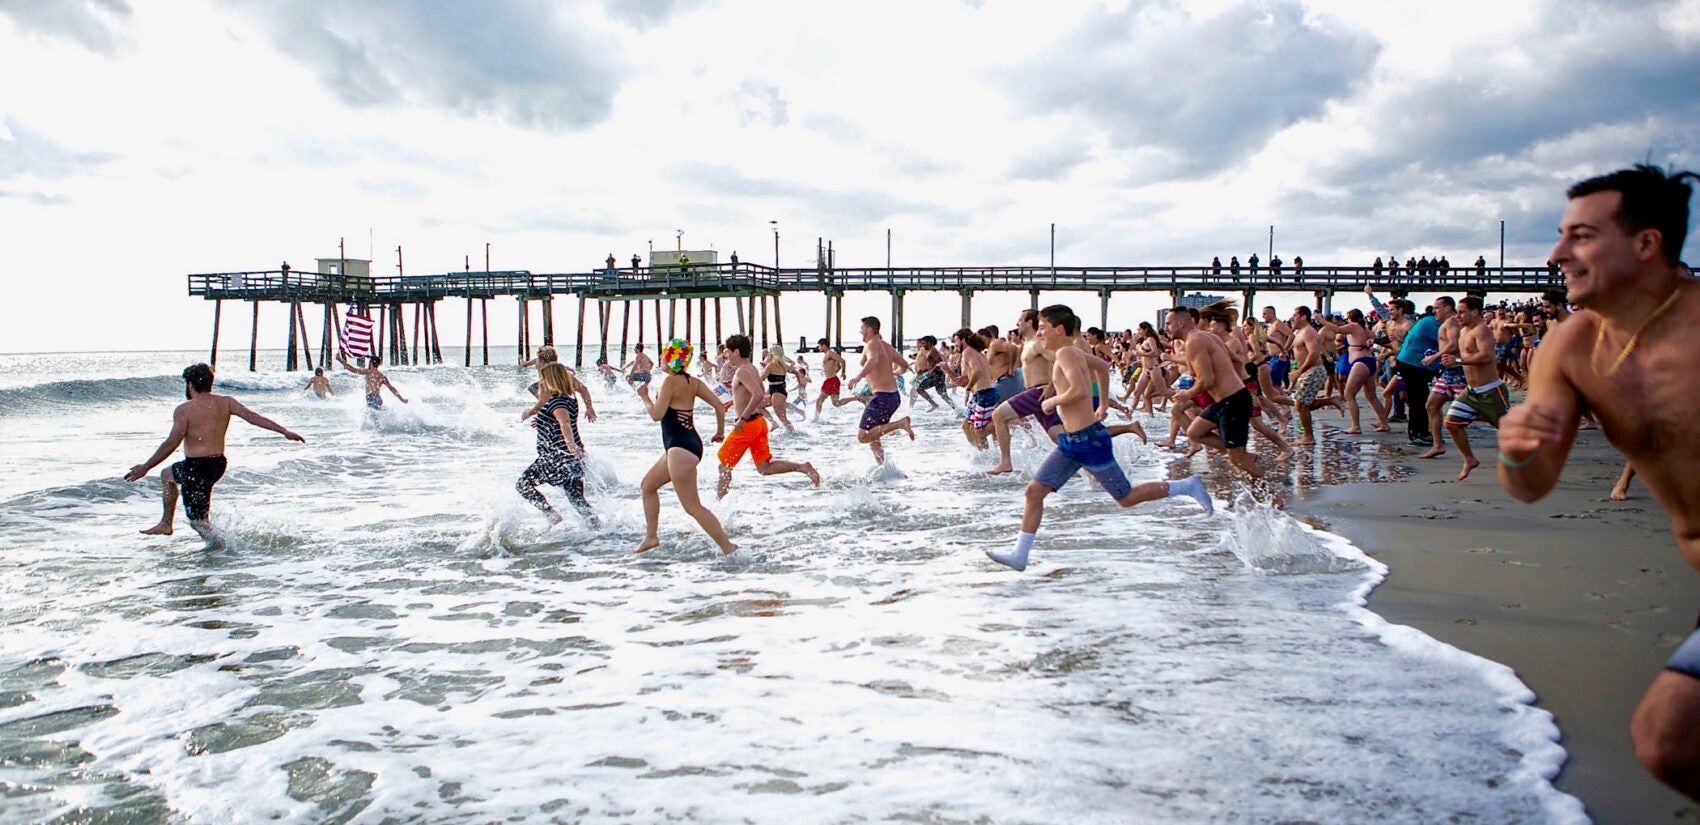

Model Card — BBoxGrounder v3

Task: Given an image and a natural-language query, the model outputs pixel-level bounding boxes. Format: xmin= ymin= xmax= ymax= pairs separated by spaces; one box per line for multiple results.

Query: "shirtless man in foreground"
xmin=126 ymin=363 xmax=305 ymax=542
xmin=1497 ymin=165 xmax=1700 ymax=802
xmin=844 ymin=316 xmax=915 ymax=464
xmin=338 ymin=353 xmax=408 ymax=409
xmin=950 ymin=328 xmax=997 ymax=450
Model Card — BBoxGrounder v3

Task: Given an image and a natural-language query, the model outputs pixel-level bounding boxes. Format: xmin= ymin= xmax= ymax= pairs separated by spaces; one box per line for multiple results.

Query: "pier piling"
xmin=248 ymin=300 xmax=259 ymax=372
xmin=209 ymin=299 xmax=222 ymax=369
xmin=575 ymin=295 xmax=588 ymax=367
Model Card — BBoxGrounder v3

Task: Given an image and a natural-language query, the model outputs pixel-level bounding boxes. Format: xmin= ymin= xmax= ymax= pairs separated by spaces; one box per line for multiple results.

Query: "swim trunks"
xmin=1271 ymin=356 xmax=1292 ymax=386
xmin=821 ymin=376 xmax=842 ymax=397
xmin=916 ymin=368 xmax=947 ymax=392
xmin=717 ymin=413 xmax=772 ymax=467
xmin=1294 ymin=365 xmax=1328 ymax=405
xmin=993 ymin=373 xmax=1023 ymax=404
xmin=628 ymin=371 xmax=652 ymax=384
xmin=1334 ymin=351 xmax=1352 ymax=378
xmin=1667 ymin=627 xmax=1700 ymax=680
xmin=170 ymin=454 xmax=227 ymax=522
xmin=1430 ymin=365 xmax=1468 ymax=399
xmin=966 ymin=387 xmax=999 ymax=429
xmin=1032 ymin=422 xmax=1133 ymax=500
xmin=365 ymin=393 xmax=382 ymax=409
xmin=1444 ymin=380 xmax=1510 ymax=428
xmin=860 ymin=390 xmax=901 ymax=430
xmin=1198 ymin=388 xmax=1253 ymax=450
xmin=1006 ymin=385 xmax=1062 ymax=430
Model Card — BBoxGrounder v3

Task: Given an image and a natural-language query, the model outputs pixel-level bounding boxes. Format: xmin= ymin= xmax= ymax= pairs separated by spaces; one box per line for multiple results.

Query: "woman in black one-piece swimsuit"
xmin=634 ymin=340 xmax=738 ymax=556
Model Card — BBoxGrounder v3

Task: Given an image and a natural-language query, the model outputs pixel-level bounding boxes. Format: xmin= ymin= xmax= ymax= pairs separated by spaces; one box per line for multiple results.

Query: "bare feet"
xmin=1610 ymin=485 xmax=1629 ymax=501
xmin=1373 ymin=423 xmax=1391 ymax=433
xmin=898 ymin=417 xmax=914 ymax=440
xmin=1294 ymin=437 xmax=1315 ymax=447
xmin=1343 ymin=428 xmax=1362 ymax=435
xmin=546 ymin=511 xmax=564 ymax=526
xmin=1130 ymin=422 xmax=1148 ymax=444
xmin=802 ymin=463 xmax=821 ymax=487
xmin=1155 ymin=439 xmax=1175 ymax=449
xmin=633 ymin=536 xmax=661 ymax=554
xmin=986 ymin=463 xmax=1014 ymax=476
xmin=1275 ymin=448 xmax=1295 ymax=461
xmin=1419 ymin=446 xmax=1446 ymax=459
xmin=1457 ymin=456 xmax=1481 ymax=480
xmin=719 ymin=541 xmax=740 ymax=556
xmin=140 ymin=522 xmax=173 ymax=536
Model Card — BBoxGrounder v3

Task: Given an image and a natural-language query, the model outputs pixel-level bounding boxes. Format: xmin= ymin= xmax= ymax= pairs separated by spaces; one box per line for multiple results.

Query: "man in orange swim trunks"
xmin=717 ymin=334 xmax=821 ymax=498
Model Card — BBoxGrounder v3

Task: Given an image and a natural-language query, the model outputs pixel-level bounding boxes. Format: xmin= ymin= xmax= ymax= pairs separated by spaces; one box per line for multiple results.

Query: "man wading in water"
xmin=126 ymin=363 xmax=305 ymax=542
xmin=1496 ymin=165 xmax=1700 ymax=802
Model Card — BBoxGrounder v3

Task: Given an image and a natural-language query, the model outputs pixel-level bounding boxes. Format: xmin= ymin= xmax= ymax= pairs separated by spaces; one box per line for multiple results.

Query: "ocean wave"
xmin=0 ymin=372 xmax=322 ymax=413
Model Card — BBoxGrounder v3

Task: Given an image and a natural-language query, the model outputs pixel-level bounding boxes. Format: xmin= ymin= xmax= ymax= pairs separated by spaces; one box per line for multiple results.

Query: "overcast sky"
xmin=2 ymin=0 xmax=1697 ymax=356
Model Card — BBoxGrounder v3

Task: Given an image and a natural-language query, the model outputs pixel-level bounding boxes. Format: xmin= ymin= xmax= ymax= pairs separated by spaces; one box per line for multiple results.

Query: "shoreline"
xmin=1277 ymin=423 xmax=1700 ymax=823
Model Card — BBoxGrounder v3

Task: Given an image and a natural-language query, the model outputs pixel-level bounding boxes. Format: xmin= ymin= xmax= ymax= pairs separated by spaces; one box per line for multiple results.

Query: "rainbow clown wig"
xmin=661 ymin=338 xmax=693 ymax=374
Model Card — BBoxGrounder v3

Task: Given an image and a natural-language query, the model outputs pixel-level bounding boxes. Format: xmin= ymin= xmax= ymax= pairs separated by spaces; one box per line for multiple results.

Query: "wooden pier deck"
xmin=187 ymin=263 xmax=1563 ymax=371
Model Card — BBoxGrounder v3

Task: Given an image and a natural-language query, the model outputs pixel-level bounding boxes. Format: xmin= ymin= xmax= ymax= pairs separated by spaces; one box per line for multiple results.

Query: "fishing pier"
xmin=187 ymin=261 xmax=1563 ymax=371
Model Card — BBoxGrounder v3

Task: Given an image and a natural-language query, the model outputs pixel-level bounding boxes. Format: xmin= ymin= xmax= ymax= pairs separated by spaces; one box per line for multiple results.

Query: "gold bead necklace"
xmin=1590 ymin=283 xmax=1686 ymax=378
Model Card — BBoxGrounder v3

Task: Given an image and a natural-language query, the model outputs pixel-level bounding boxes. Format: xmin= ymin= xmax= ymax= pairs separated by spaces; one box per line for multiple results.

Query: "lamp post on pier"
xmin=770 ymin=220 xmax=779 ymax=270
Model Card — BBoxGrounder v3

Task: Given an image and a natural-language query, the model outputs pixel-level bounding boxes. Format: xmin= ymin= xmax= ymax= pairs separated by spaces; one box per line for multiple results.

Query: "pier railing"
xmin=189 ymin=263 xmax=1562 ymax=302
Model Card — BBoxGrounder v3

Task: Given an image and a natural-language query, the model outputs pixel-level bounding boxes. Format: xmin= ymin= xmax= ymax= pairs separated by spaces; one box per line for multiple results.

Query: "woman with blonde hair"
xmin=760 ymin=344 xmax=801 ymax=432
xmin=634 ymin=339 xmax=737 ymax=556
xmin=516 ymin=362 xmax=595 ymax=526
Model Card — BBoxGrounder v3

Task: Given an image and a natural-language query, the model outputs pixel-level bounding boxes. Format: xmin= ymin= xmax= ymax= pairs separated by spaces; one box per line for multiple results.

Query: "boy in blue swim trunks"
xmin=987 ymin=305 xmax=1213 ymax=572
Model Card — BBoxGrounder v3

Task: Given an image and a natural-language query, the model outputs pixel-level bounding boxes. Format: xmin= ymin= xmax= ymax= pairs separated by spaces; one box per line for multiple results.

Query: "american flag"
xmin=343 ymin=311 xmax=374 ymax=359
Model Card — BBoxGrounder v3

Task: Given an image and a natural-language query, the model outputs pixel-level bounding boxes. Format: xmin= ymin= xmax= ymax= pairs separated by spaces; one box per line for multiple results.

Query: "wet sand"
xmin=1283 ymin=422 xmax=1700 ymax=823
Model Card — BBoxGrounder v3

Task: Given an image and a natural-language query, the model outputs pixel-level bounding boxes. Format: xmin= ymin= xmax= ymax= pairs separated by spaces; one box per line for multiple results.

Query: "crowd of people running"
xmin=122 ymin=165 xmax=1700 ymax=804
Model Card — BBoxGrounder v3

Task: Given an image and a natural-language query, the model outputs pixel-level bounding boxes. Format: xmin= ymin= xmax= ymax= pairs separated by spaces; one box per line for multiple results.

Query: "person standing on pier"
xmin=985 ymin=305 xmax=1212 ymax=572
xmin=1248 ymin=253 xmax=1260 ymax=279
xmin=337 ymin=353 xmax=407 ymax=409
xmin=634 ymin=339 xmax=737 ymax=556
xmin=845 ymin=316 xmax=915 ymax=464
xmin=716 ymin=334 xmax=820 ymax=497
xmin=1496 ymin=165 xmax=1700 ymax=802
xmin=126 ymin=363 xmax=304 ymax=543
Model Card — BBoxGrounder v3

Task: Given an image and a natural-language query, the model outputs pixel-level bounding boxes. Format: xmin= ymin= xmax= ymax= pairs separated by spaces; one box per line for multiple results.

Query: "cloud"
xmin=0 ymin=119 xmax=119 ymax=179
xmin=999 ymin=0 xmax=1379 ymax=180
xmin=731 ymin=79 xmax=788 ymax=127
xmin=230 ymin=0 xmax=626 ymax=132
xmin=1317 ymin=2 xmax=1700 ymax=187
xmin=803 ymin=111 xmax=863 ymax=143
xmin=0 ymin=0 xmax=132 ymax=55
xmin=602 ymin=0 xmax=709 ymax=30
xmin=669 ymin=162 xmax=970 ymax=228
xmin=1007 ymin=138 xmax=1090 ymax=182
xmin=0 ymin=189 xmax=71 ymax=206
xmin=491 ymin=207 xmax=623 ymax=236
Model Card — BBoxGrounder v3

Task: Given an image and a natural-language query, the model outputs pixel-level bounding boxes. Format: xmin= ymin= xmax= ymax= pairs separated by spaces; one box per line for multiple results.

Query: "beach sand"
xmin=1286 ymin=424 xmax=1700 ymax=823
